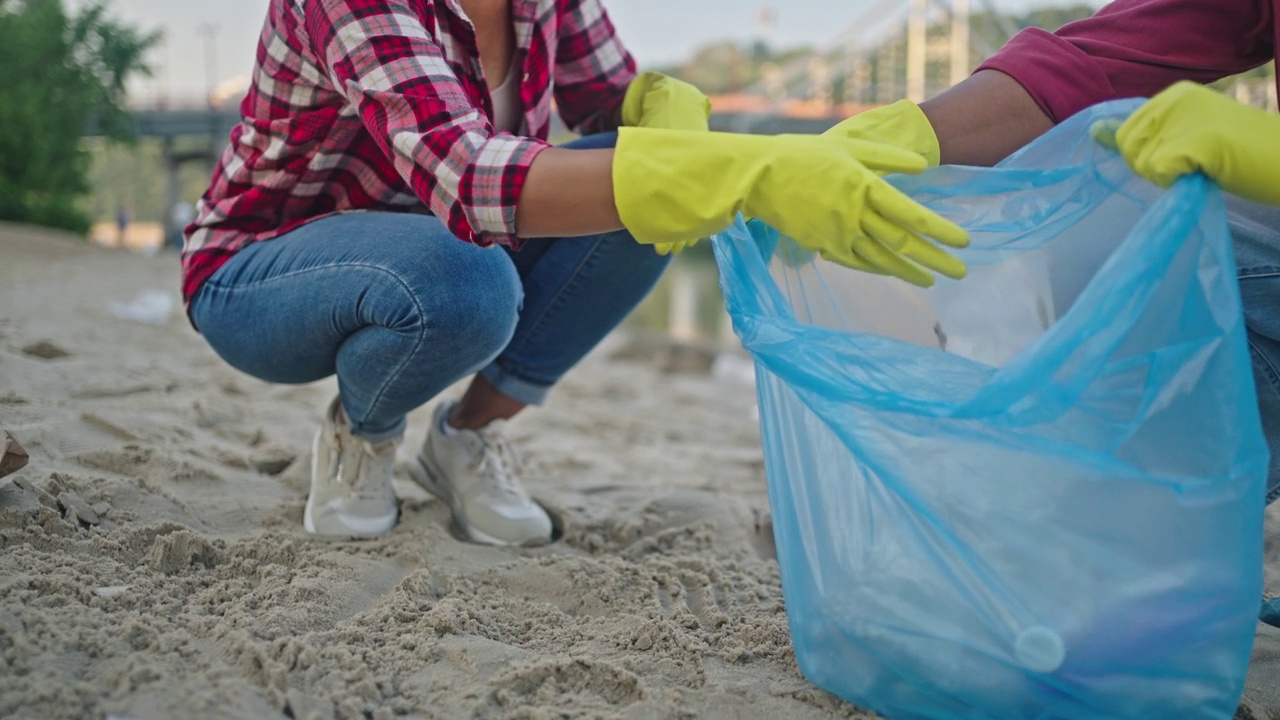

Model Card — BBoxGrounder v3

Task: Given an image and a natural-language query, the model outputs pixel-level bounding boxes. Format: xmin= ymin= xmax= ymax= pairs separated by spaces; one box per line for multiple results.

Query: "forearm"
xmin=935 ymin=0 xmax=1275 ymax=168
xmin=514 ymin=147 xmax=622 ymax=237
xmin=920 ymin=70 xmax=1055 ymax=167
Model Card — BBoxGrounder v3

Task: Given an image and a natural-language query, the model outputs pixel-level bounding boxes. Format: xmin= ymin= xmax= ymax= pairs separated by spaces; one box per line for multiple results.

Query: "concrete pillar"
xmin=949 ymin=0 xmax=971 ymax=87
xmin=907 ymin=0 xmax=928 ymax=102
xmin=667 ymin=262 xmax=701 ymax=343
xmin=162 ymin=136 xmax=181 ymax=250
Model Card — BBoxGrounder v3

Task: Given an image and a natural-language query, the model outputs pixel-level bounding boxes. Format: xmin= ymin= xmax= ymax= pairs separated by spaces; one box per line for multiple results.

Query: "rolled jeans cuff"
xmin=480 ymin=363 xmax=552 ymax=406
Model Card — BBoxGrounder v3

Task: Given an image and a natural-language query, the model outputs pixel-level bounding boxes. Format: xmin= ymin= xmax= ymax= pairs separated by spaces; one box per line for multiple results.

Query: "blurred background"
xmin=3 ymin=0 xmax=1275 ymax=350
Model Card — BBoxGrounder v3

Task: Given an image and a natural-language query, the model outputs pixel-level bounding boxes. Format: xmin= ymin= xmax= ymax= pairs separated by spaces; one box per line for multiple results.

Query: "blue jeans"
xmin=1229 ymin=197 xmax=1280 ymax=506
xmin=190 ymin=133 xmax=669 ymax=441
xmin=1263 ymin=597 xmax=1280 ymax=628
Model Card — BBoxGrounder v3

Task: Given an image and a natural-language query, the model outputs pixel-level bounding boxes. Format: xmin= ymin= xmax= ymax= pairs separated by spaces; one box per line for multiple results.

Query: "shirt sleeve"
xmin=552 ymin=0 xmax=637 ymax=135
xmin=976 ymin=0 xmax=1275 ymax=123
xmin=303 ymin=0 xmax=550 ymax=246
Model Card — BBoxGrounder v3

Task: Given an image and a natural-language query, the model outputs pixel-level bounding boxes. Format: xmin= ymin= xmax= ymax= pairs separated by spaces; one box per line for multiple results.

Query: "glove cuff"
xmin=828 ymin=99 xmax=940 ymax=167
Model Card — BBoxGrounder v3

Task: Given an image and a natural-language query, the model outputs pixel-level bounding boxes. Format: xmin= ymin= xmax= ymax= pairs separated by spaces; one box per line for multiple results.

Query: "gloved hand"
xmin=767 ymin=99 xmax=945 ymax=268
xmin=622 ymin=71 xmax=713 ymax=255
xmin=621 ymin=71 xmax=711 ymax=133
xmin=613 ymin=127 xmax=969 ymax=286
xmin=1091 ymin=81 xmax=1280 ymax=205
xmin=824 ymin=99 xmax=941 ymax=167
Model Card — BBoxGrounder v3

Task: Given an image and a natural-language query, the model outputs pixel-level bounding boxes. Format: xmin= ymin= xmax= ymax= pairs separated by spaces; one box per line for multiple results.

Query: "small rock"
xmin=20 ymin=340 xmax=70 ymax=360
xmin=13 ymin=476 xmax=57 ymax=509
xmin=634 ymin=633 xmax=654 ymax=651
xmin=249 ymin=444 xmax=297 ymax=476
xmin=0 ymin=479 xmax=43 ymax=515
xmin=1 ymin=431 xmax=29 ymax=479
xmin=64 ymin=505 xmax=82 ymax=527
xmin=58 ymin=491 xmax=100 ymax=525
xmin=92 ymin=501 xmax=112 ymax=518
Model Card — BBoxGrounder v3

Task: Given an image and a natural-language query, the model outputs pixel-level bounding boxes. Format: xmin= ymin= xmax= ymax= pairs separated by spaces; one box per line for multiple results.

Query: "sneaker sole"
xmin=302 ymin=498 xmax=397 ymax=537
xmin=408 ymin=454 xmax=547 ymax=547
xmin=303 ymin=429 xmax=397 ymax=538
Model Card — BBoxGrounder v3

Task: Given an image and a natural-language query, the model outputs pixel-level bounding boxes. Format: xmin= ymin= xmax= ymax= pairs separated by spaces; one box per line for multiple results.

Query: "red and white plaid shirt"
xmin=181 ymin=0 xmax=637 ymax=304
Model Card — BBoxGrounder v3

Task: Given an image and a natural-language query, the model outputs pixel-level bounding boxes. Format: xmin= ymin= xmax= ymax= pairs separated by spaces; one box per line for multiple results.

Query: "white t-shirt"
xmin=489 ymin=57 xmax=522 ymax=134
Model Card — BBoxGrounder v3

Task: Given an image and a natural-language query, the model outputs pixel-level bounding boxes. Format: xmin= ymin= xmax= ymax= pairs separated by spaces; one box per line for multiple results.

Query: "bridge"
xmin=85 ymin=103 xmax=240 ymax=246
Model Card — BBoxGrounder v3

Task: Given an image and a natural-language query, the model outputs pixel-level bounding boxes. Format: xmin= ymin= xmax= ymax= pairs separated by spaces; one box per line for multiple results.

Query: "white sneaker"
xmin=409 ymin=401 xmax=552 ymax=546
xmin=304 ymin=396 xmax=399 ymax=537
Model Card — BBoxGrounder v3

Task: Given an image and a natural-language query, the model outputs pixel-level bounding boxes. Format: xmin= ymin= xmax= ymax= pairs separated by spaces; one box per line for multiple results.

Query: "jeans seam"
xmin=1238 ymin=268 xmax=1280 ymax=281
xmin=1250 ymin=337 xmax=1280 ymax=389
xmin=204 ymin=260 xmax=390 ymax=293
xmin=204 ymin=260 xmax=428 ymax=425
xmin=1248 ymin=338 xmax=1280 ymax=505
xmin=497 ymin=233 xmax=609 ymax=382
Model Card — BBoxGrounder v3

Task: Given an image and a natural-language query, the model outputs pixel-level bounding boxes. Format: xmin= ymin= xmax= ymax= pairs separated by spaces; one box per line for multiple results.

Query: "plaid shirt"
xmin=181 ymin=0 xmax=636 ymax=304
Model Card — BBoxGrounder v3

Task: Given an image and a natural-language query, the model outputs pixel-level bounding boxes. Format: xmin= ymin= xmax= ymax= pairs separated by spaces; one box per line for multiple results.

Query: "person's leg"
xmin=190 ymin=211 xmax=524 ymax=536
xmin=411 ymin=132 xmax=672 ymax=545
xmin=447 ymin=132 xmax=673 ymax=430
xmin=480 ymin=225 xmax=672 ymax=400
xmin=190 ymin=212 xmax=523 ymax=440
xmin=415 ymin=222 xmax=671 ymax=544
xmin=1227 ymin=198 xmax=1280 ymax=507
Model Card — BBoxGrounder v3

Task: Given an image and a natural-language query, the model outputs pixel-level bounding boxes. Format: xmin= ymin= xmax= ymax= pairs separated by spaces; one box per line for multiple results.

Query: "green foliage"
xmin=0 ymin=0 xmax=158 ymax=233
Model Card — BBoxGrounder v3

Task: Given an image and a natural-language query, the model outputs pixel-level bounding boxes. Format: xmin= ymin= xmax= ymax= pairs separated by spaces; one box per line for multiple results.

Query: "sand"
xmin=0 ymin=222 xmax=1276 ymax=720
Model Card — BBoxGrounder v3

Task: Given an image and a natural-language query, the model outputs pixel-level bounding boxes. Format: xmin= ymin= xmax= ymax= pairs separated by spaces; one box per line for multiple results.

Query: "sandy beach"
xmin=1 ymin=222 xmax=1277 ymax=720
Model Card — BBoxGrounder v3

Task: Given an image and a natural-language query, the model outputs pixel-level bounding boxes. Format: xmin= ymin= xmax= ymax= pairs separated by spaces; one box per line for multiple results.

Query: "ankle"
xmin=447 ymin=405 xmax=507 ymax=432
xmin=451 ymin=375 xmax=527 ymax=430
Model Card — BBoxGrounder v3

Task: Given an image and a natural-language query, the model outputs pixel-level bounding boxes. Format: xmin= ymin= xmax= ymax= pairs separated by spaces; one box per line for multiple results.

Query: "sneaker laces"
xmin=472 ymin=423 xmax=527 ymax=501
xmin=334 ymin=429 xmax=396 ymax=500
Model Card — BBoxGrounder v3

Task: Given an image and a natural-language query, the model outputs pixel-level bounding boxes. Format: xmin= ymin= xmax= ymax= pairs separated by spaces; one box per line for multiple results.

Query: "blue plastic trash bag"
xmin=713 ymin=100 xmax=1269 ymax=720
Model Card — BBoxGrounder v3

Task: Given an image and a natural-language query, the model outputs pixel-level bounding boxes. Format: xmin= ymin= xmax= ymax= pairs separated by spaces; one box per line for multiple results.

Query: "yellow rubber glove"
xmin=824 ymin=99 xmax=941 ymax=167
xmin=621 ymin=71 xmax=713 ymax=255
xmin=768 ymin=99 xmax=945 ymax=269
xmin=1091 ymin=82 xmax=1280 ymax=205
xmin=613 ymin=128 xmax=969 ymax=286
xmin=621 ymin=71 xmax=711 ymax=133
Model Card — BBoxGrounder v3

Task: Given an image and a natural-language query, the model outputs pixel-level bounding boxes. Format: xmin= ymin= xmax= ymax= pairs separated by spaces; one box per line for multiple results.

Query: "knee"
xmin=434 ymin=277 xmax=522 ymax=362
xmin=397 ymin=247 xmax=522 ymax=362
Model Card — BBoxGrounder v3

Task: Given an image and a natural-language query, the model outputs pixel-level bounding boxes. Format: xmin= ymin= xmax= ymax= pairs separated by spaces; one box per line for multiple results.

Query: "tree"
xmin=0 ymin=0 xmax=157 ymax=233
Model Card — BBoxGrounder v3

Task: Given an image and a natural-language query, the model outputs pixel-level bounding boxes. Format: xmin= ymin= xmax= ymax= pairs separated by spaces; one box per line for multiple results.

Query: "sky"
xmin=84 ymin=0 xmax=1089 ymax=102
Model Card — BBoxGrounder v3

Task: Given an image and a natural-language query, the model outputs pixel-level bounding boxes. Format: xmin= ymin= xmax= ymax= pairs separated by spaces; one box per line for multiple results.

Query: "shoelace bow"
xmin=474 ymin=427 xmax=525 ymax=499
xmin=335 ymin=431 xmax=395 ymax=499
